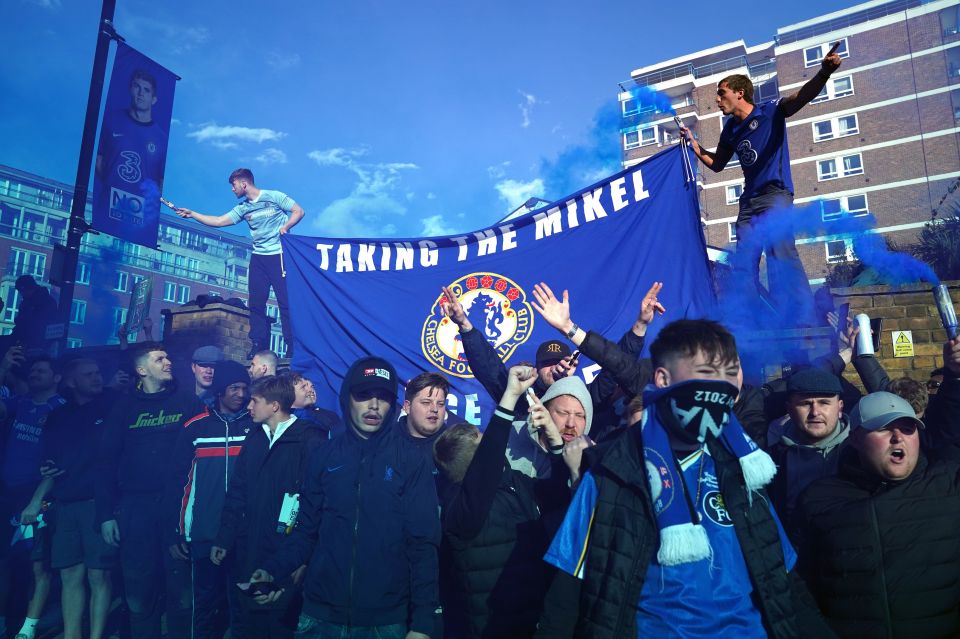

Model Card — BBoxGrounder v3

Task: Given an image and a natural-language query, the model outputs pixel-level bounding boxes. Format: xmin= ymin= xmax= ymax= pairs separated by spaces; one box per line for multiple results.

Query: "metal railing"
xmin=776 ymin=0 xmax=927 ymax=45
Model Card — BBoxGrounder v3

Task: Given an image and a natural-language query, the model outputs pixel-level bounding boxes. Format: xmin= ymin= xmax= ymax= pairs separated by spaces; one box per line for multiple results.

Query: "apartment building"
xmin=0 ymin=164 xmax=288 ymax=354
xmin=619 ymin=0 xmax=960 ymax=283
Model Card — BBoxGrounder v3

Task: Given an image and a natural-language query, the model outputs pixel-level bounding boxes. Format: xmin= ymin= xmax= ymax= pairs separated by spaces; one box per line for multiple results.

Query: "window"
xmin=825 ymin=239 xmax=853 ymax=264
xmin=113 ymin=307 xmax=128 ymax=333
xmin=7 ymin=248 xmax=46 ymax=279
xmin=177 ymin=285 xmax=191 ymax=305
xmin=811 ymin=76 xmax=854 ymax=104
xmin=0 ymin=205 xmax=20 ymax=237
xmin=66 ymin=338 xmax=83 ymax=349
xmin=163 ymin=282 xmax=177 ymax=302
xmin=76 ymin=262 xmax=91 ymax=285
xmin=3 ymin=289 xmax=20 ymax=322
xmin=817 ymin=153 xmax=864 ymax=181
xmin=821 ymin=193 xmax=869 ymax=221
xmin=270 ymin=333 xmax=287 ymax=358
xmin=623 ymin=126 xmax=657 ymax=150
xmin=804 ymin=38 xmax=849 ymax=68
xmin=813 ymin=114 xmax=859 ymax=142
xmin=266 ymin=304 xmax=278 ymax=319
xmin=70 ymin=300 xmax=86 ymax=325
xmin=725 ymin=184 xmax=743 ymax=205
xmin=754 ymin=80 xmax=780 ymax=103
xmin=115 ymin=271 xmax=129 ymax=292
xmin=728 ymin=223 xmax=738 ymax=242
xmin=622 ymin=98 xmax=638 ymax=115
xmin=132 ymin=274 xmax=145 ymax=287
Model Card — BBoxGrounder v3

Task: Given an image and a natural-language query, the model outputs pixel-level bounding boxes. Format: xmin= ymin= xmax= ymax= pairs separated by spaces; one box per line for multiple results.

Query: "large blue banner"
xmin=284 ymin=145 xmax=714 ymax=425
xmin=92 ymin=43 xmax=177 ymax=248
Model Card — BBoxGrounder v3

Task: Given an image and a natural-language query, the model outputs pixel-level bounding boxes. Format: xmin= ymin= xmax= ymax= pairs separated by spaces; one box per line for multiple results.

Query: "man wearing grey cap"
xmin=767 ymin=367 xmax=851 ymax=524
xmin=192 ymin=345 xmax=224 ymax=407
xmin=794 ymin=338 xmax=960 ymax=638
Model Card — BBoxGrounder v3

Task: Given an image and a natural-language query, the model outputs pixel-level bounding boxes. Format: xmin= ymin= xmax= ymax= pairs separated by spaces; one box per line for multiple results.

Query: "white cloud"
xmin=495 ymin=178 xmax=545 ymax=210
xmin=518 ymin=91 xmax=537 ymax=128
xmin=266 ymin=51 xmax=301 ymax=70
xmin=487 ymin=161 xmax=511 ymax=180
xmin=120 ymin=15 xmax=209 ymax=55
xmin=25 ymin=0 xmax=61 ymax=9
xmin=421 ymin=214 xmax=457 ymax=237
xmin=188 ymin=124 xmax=286 ymax=147
xmin=305 ymin=147 xmax=419 ymax=237
xmin=255 ymin=148 xmax=288 ymax=165
xmin=426 ymin=192 xmax=437 ymax=200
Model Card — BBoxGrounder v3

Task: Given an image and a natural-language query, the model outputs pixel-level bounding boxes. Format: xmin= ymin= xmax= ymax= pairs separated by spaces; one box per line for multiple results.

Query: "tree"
xmin=912 ymin=205 xmax=960 ymax=281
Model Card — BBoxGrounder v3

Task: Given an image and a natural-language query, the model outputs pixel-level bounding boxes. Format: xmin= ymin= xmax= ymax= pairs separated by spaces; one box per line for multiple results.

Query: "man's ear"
xmin=402 ymin=399 xmax=412 ymax=414
xmin=653 ymin=367 xmax=671 ymax=388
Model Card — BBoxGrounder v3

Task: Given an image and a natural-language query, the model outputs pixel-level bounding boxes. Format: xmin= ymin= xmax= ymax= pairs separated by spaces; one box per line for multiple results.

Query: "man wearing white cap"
xmin=795 ymin=337 xmax=960 ymax=639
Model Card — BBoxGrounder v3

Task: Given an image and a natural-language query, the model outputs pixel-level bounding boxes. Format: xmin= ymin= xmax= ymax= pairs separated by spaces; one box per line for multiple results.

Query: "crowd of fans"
xmin=0 ymin=275 xmax=957 ymax=639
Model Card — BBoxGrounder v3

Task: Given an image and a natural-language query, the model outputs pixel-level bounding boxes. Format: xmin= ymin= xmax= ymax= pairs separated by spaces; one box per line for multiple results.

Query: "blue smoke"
xmin=540 ymin=100 xmax=622 ymax=198
xmin=630 ymin=86 xmax=676 ymax=116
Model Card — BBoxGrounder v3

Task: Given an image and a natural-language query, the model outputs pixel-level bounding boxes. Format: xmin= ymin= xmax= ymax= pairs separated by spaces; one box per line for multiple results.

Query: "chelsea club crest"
xmin=421 ymin=272 xmax=534 ymax=378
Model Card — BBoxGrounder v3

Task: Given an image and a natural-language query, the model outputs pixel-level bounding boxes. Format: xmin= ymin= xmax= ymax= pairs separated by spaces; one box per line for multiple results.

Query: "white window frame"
xmin=804 ymin=38 xmax=849 ymax=68
xmin=163 ymin=281 xmax=177 ymax=302
xmin=71 ymin=300 xmax=87 ymax=325
xmin=812 ymin=113 xmax=859 ymax=142
xmin=3 ymin=289 xmax=20 ymax=323
xmin=810 ymin=75 xmax=854 ymax=104
xmin=725 ymin=184 xmax=743 ymax=205
xmin=8 ymin=248 xmax=46 ymax=279
xmin=77 ymin=262 xmax=91 ymax=285
xmin=270 ymin=332 xmax=287 ymax=358
xmin=66 ymin=338 xmax=83 ymax=349
xmin=817 ymin=153 xmax=864 ymax=181
xmin=115 ymin=271 xmax=129 ymax=292
xmin=177 ymin=285 xmax=191 ymax=305
xmin=821 ymin=193 xmax=869 ymax=221
xmin=621 ymin=97 xmax=639 ymax=116
xmin=825 ymin=239 xmax=854 ymax=264
xmin=728 ymin=222 xmax=738 ymax=242
xmin=623 ymin=126 xmax=657 ymax=150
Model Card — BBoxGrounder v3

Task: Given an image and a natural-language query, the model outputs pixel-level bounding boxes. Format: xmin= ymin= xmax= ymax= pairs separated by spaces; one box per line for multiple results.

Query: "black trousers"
xmin=116 ymin=494 xmax=192 ymax=639
xmin=191 ymin=551 xmax=241 ymax=639
xmin=248 ymin=253 xmax=292 ymax=353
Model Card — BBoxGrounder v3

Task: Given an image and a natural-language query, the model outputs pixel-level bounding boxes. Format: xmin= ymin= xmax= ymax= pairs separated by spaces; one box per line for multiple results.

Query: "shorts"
xmin=50 ymin=499 xmax=116 ymax=570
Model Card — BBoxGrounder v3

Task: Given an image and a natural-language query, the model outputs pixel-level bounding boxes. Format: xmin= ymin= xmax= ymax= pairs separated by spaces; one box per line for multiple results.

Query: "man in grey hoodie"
xmin=768 ymin=368 xmax=850 ymax=529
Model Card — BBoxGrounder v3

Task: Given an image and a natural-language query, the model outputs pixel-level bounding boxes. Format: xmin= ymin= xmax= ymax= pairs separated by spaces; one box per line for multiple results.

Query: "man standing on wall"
xmin=175 ymin=169 xmax=305 ymax=358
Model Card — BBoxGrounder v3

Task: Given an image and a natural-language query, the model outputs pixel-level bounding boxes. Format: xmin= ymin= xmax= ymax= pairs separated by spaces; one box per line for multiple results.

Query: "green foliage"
xmin=912 ymin=206 xmax=960 ymax=281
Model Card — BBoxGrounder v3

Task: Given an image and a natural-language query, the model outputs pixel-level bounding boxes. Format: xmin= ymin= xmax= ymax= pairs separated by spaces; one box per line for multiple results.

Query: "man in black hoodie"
xmin=168 ymin=360 xmax=253 ymax=639
xmin=251 ymin=356 xmax=441 ymax=639
xmin=95 ymin=343 xmax=203 ymax=639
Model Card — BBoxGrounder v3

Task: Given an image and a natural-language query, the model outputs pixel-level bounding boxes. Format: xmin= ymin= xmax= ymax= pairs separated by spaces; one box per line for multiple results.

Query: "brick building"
xmin=619 ymin=0 xmax=960 ymax=284
xmin=0 ymin=164 xmax=288 ymax=354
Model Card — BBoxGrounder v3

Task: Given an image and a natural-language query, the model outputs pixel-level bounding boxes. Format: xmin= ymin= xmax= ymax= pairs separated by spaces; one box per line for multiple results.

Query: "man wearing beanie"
xmin=166 ymin=359 xmax=253 ymax=639
xmin=795 ymin=335 xmax=960 ymax=639
xmin=536 ymin=319 xmax=831 ymax=639
xmin=251 ymin=356 xmax=441 ymax=639
xmin=767 ymin=367 xmax=851 ymax=526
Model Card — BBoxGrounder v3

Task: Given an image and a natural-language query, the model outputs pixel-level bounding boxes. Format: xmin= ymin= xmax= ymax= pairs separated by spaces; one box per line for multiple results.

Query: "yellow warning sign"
xmin=893 ymin=331 xmax=914 ymax=358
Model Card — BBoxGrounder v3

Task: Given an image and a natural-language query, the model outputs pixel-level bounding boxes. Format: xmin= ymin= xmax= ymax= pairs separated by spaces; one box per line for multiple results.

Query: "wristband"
xmin=566 ymin=323 xmax=580 ymax=339
xmin=548 ymin=442 xmax=565 ymax=454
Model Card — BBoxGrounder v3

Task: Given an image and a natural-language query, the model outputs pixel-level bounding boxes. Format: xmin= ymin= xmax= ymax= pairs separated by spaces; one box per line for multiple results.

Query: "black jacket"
xmin=214 ymin=417 xmax=322 ymax=577
xmin=263 ymin=363 xmax=441 ymax=634
xmin=795 ymin=371 xmax=960 ymax=639
xmin=95 ymin=382 xmax=203 ymax=524
xmin=43 ymin=393 xmax=116 ymax=503
xmin=440 ymin=407 xmax=568 ymax=638
xmin=167 ymin=406 xmax=255 ymax=548
xmin=11 ymin=286 xmax=57 ymax=349
xmin=536 ymin=425 xmax=831 ymax=639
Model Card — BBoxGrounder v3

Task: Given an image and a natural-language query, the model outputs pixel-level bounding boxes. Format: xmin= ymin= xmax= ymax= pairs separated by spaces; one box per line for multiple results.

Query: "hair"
xmin=130 ymin=342 xmax=165 ymax=375
xmin=253 ymin=350 xmax=279 ymax=372
xmin=61 ymin=357 xmax=98 ymax=379
xmin=130 ymin=69 xmax=157 ymax=94
xmin=930 ymin=367 xmax=946 ymax=378
xmin=228 ymin=168 xmax=255 ymax=185
xmin=889 ymin=376 xmax=928 ymax=416
xmin=250 ymin=375 xmax=295 ymax=412
xmin=719 ymin=74 xmax=754 ymax=104
xmin=433 ymin=423 xmax=481 ymax=483
xmin=405 ymin=372 xmax=449 ymax=402
xmin=649 ymin=319 xmax=739 ymax=370
xmin=28 ymin=355 xmax=58 ymax=375
xmin=626 ymin=395 xmax=644 ymax=421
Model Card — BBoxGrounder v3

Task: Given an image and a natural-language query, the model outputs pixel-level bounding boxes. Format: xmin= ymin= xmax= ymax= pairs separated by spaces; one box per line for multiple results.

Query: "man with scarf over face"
xmin=529 ymin=286 xmax=832 ymax=639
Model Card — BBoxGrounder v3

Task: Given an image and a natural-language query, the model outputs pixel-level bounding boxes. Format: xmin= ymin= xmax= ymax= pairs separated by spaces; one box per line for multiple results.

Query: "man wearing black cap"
xmin=795 ymin=337 xmax=960 ymax=639
xmin=249 ymin=356 xmax=441 ymax=639
xmin=167 ymin=360 xmax=252 ymax=639
xmin=192 ymin=345 xmax=225 ymax=407
xmin=767 ymin=367 xmax=850 ymax=524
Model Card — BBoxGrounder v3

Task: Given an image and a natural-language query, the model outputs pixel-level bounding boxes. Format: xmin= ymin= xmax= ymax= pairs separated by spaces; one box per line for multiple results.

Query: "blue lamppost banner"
xmin=284 ymin=145 xmax=714 ymax=425
xmin=92 ymin=43 xmax=177 ymax=248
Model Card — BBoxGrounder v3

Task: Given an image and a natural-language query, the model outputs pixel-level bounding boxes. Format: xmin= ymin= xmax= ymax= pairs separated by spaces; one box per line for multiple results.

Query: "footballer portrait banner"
xmin=92 ymin=43 xmax=177 ymax=248
xmin=284 ymin=145 xmax=715 ymax=425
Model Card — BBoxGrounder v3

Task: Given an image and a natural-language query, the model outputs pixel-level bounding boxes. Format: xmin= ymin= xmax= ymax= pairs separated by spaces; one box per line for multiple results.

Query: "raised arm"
xmin=175 ymin=207 xmax=237 ymax=228
xmin=779 ymin=45 xmax=843 ymax=118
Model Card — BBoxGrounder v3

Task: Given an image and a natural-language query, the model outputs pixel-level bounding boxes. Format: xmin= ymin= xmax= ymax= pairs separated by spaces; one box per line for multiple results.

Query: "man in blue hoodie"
xmin=250 ymin=356 xmax=441 ymax=639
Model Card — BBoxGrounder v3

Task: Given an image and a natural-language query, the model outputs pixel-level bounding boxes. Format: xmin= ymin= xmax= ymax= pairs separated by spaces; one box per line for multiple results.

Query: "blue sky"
xmin=2 ymin=0 xmax=843 ymax=241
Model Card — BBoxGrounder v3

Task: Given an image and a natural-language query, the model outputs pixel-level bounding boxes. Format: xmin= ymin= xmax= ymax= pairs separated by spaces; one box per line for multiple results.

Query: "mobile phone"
xmin=237 ymin=581 xmax=280 ymax=597
xmin=827 ymin=41 xmax=841 ymax=56
xmin=159 ymin=197 xmax=177 ymax=211
xmin=525 ymin=387 xmax=538 ymax=403
xmin=570 ymin=350 xmax=581 ymax=363
xmin=836 ymin=303 xmax=850 ymax=332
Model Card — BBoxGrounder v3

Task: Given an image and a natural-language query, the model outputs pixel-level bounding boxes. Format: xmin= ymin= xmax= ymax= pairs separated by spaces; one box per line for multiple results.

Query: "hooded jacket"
xmin=167 ymin=405 xmax=255 ymax=548
xmin=96 ymin=381 xmax=204 ymax=524
xmin=263 ymin=358 xmax=441 ymax=635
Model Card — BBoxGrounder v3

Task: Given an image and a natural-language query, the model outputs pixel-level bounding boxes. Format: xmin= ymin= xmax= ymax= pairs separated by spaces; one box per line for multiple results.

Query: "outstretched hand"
xmin=440 ymin=285 xmax=473 ymax=332
xmin=531 ymin=282 xmax=572 ymax=334
xmin=502 ymin=365 xmax=537 ymax=409
xmin=634 ymin=282 xmax=666 ymax=336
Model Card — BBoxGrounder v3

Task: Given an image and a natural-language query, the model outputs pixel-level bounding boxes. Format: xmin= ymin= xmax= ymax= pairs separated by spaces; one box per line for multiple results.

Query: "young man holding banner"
xmin=175 ymin=169 xmax=305 ymax=359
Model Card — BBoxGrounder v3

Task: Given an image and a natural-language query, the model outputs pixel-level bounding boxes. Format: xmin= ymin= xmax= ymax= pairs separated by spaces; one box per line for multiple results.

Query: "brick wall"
xmin=830 ymin=280 xmax=959 ymax=385
xmin=162 ymin=302 xmax=252 ymax=364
